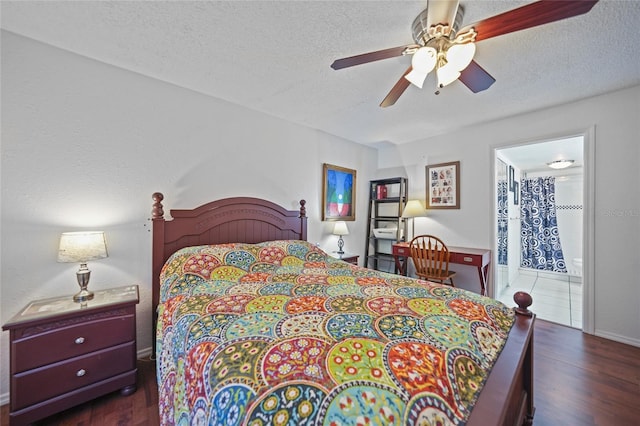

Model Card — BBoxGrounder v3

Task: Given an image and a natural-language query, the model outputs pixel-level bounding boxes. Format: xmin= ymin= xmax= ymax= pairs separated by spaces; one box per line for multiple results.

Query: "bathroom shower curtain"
xmin=520 ymin=177 xmax=567 ymax=272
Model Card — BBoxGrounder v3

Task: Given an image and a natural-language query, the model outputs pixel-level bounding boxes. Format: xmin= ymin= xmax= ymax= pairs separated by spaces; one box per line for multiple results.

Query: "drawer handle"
xmin=463 ymin=257 xmax=473 ymax=262
xmin=76 ymin=369 xmax=86 ymax=377
xmin=75 ymin=337 xmax=85 ymax=344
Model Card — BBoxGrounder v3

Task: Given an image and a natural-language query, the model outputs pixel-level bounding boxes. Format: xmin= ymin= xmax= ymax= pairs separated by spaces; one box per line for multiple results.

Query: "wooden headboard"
xmin=151 ymin=193 xmax=307 ymax=334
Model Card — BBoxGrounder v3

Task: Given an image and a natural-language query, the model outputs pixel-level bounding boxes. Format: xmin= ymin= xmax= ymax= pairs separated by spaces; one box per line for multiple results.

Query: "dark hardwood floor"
xmin=532 ymin=320 xmax=640 ymax=425
xmin=1 ymin=357 xmax=158 ymax=426
xmin=2 ymin=320 xmax=639 ymax=425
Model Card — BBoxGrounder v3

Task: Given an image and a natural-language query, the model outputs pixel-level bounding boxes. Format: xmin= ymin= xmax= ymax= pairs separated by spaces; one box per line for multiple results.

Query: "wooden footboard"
xmin=467 ymin=293 xmax=535 ymax=426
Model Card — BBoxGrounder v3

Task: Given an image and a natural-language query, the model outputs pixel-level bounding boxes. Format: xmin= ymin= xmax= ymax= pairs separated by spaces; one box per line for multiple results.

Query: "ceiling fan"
xmin=331 ymin=0 xmax=599 ymax=107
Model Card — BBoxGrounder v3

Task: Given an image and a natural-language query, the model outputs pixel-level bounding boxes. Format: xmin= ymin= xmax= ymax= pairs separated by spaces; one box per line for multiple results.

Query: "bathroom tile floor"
xmin=497 ymin=270 xmax=582 ymax=329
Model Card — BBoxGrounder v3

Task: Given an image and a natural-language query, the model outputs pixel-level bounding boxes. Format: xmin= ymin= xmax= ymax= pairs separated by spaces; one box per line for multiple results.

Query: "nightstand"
xmin=331 ymin=252 xmax=359 ymax=265
xmin=2 ymin=285 xmax=139 ymax=426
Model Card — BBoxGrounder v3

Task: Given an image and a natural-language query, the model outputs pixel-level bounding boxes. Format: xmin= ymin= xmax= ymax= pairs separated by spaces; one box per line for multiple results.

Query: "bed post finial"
xmin=514 ymin=291 xmax=533 ymax=316
xmin=299 ymin=199 xmax=306 ymax=217
xmin=152 ymin=192 xmax=165 ymax=219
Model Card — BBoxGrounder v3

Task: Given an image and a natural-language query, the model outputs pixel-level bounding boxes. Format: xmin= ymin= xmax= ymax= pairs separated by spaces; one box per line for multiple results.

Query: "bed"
xmin=151 ymin=193 xmax=535 ymax=425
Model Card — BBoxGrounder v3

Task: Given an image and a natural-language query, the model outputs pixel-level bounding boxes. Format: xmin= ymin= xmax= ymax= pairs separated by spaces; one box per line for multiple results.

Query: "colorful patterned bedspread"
xmin=156 ymin=240 xmax=515 ymax=425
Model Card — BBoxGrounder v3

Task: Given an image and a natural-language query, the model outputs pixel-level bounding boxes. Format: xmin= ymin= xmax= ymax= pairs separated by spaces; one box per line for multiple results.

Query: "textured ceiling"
xmin=2 ymin=0 xmax=639 ymax=148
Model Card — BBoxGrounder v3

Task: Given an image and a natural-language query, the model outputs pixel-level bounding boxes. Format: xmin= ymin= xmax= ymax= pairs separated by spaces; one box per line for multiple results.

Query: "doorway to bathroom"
xmin=494 ymin=136 xmax=584 ymax=329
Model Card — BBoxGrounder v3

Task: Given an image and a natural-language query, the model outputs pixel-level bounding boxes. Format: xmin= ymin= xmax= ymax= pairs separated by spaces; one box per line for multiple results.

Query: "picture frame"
xmin=514 ymin=181 xmax=519 ymax=205
xmin=322 ymin=163 xmax=356 ymax=221
xmin=508 ymin=165 xmax=515 ymax=192
xmin=426 ymin=161 xmax=460 ymax=209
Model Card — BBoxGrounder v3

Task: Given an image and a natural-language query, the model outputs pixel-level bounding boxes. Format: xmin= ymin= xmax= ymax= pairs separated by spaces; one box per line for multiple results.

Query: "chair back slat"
xmin=409 ymin=235 xmax=454 ymax=285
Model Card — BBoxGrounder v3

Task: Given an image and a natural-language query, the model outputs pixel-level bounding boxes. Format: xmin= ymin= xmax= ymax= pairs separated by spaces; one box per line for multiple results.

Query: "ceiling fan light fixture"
xmin=331 ymin=0 xmax=599 ymax=107
xmin=405 ymin=69 xmax=429 ymax=89
xmin=446 ymin=42 xmax=476 ymax=70
xmin=547 ymin=159 xmax=575 ymax=169
xmin=437 ymin=65 xmax=461 ymax=88
xmin=435 ymin=42 xmax=475 ymax=88
xmin=405 ymin=47 xmax=437 ymax=88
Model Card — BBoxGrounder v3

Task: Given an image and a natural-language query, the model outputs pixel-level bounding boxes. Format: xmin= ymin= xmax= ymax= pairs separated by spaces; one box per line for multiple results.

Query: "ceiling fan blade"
xmin=425 ymin=0 xmax=460 ymax=28
xmin=458 ymin=60 xmax=496 ymax=93
xmin=331 ymin=45 xmax=417 ymax=70
xmin=459 ymin=0 xmax=598 ymax=42
xmin=380 ymin=67 xmax=412 ymax=108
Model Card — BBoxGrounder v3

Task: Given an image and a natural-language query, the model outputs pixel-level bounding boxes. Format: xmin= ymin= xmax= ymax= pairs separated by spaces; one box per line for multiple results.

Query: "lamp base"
xmin=73 ymin=288 xmax=94 ymax=302
xmin=337 ymin=236 xmax=345 ymax=255
xmin=73 ymin=263 xmax=94 ymax=303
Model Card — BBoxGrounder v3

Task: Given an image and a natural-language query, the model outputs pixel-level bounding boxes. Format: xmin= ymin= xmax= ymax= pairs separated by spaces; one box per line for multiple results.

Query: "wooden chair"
xmin=409 ymin=235 xmax=456 ymax=286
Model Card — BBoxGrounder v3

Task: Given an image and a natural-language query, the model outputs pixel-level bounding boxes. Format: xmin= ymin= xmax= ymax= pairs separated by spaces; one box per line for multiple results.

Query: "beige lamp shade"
xmin=402 ymin=200 xmax=427 ymax=218
xmin=58 ymin=231 xmax=108 ymax=302
xmin=58 ymin=231 xmax=108 ymax=263
xmin=332 ymin=221 xmax=350 ymax=236
xmin=402 ymin=200 xmax=427 ymax=242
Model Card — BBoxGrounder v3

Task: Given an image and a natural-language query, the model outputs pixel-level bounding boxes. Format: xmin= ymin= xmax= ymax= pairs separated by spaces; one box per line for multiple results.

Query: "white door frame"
xmin=489 ymin=127 xmax=595 ymax=334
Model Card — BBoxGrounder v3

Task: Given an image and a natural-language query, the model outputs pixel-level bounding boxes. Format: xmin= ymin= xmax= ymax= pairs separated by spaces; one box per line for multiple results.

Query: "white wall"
xmin=378 ymin=84 xmax=640 ymax=348
xmin=0 ymin=32 xmax=377 ymax=401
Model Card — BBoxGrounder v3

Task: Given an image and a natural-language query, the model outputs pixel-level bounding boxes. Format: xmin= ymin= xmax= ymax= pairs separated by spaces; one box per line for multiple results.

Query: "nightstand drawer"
xmin=13 ymin=312 xmax=135 ymax=372
xmin=12 ymin=341 xmax=135 ymax=410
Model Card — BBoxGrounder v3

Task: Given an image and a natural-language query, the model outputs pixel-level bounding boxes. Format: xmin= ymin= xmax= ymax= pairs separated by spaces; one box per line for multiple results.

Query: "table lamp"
xmin=58 ymin=231 xmax=108 ymax=302
xmin=402 ymin=200 xmax=427 ymax=241
xmin=332 ymin=221 xmax=349 ymax=254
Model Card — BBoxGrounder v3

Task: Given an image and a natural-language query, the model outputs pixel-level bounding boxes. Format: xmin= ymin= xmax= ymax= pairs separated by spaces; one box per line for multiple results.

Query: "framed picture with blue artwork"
xmin=322 ymin=163 xmax=356 ymax=221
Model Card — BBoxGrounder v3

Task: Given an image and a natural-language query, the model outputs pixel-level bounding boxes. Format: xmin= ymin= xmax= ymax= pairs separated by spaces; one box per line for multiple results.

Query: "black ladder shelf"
xmin=364 ymin=177 xmax=408 ymax=272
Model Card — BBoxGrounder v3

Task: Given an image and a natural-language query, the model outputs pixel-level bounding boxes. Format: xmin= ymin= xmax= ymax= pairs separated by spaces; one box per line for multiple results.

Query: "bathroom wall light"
xmin=547 ymin=160 xmax=574 ymax=169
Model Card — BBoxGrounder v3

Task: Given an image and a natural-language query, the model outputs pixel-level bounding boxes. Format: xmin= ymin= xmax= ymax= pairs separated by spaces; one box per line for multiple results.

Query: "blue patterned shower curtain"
xmin=497 ymin=180 xmax=508 ymax=265
xmin=520 ymin=177 xmax=567 ymax=272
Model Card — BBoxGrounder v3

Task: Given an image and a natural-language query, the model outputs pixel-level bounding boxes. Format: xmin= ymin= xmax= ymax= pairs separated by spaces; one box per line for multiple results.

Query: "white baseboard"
xmin=0 ymin=346 xmax=155 ymax=408
xmin=595 ymin=330 xmax=640 ymax=348
xmin=138 ymin=346 xmax=153 ymax=360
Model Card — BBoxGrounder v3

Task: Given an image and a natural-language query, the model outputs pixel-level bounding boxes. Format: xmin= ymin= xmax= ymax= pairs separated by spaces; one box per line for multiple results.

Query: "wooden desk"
xmin=392 ymin=242 xmax=491 ymax=296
